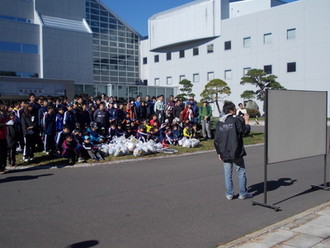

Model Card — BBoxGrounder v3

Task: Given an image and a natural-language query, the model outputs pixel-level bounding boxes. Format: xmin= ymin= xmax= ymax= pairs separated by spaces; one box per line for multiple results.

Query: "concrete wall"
xmin=0 ymin=76 xmax=75 ymax=100
xmin=148 ymin=0 xmax=221 ymax=50
xmin=35 ymin=0 xmax=85 ymax=21
xmin=42 ymin=27 xmax=93 ymax=84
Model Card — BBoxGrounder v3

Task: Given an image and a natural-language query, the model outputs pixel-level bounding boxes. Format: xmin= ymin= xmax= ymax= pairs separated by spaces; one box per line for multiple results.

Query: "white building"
xmin=140 ymin=0 xmax=330 ymax=114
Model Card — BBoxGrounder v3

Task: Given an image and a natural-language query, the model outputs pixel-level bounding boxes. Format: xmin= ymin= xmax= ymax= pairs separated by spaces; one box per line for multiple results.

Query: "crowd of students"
xmin=0 ymin=93 xmax=213 ymax=172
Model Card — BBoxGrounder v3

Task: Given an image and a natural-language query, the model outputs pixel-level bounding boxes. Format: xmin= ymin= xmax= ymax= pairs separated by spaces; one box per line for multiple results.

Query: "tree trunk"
xmin=215 ymin=101 xmax=221 ymax=115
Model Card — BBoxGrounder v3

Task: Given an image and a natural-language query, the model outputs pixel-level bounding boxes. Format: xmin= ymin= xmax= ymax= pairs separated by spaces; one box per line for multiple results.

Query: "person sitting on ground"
xmin=165 ymin=129 xmax=178 ymax=145
xmin=82 ymin=135 xmax=104 ymax=161
xmin=191 ymin=124 xmax=200 ymax=139
xmin=108 ymin=123 xmax=118 ymax=141
xmin=136 ymin=124 xmax=150 ymax=142
xmin=72 ymin=129 xmax=86 ymax=163
xmin=183 ymin=123 xmax=193 ymax=138
xmin=62 ymin=134 xmax=77 ymax=165
xmin=149 ymin=114 xmax=159 ymax=127
xmin=116 ymin=124 xmax=126 ymax=137
xmin=172 ymin=124 xmax=182 ymax=140
xmin=87 ymin=123 xmax=104 ymax=144
xmin=150 ymin=127 xmax=161 ymax=143
xmin=55 ymin=125 xmax=71 ymax=156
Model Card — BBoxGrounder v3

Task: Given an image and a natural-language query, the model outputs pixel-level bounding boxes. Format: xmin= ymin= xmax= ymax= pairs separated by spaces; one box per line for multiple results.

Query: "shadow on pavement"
xmin=272 ymin=182 xmax=329 ymax=205
xmin=65 ymin=240 xmax=99 ymax=248
xmin=0 ymin=173 xmax=53 ymax=184
xmin=248 ymin=177 xmax=297 ymax=197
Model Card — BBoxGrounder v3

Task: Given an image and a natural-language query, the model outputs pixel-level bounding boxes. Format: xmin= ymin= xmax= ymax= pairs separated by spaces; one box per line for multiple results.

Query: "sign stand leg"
xmin=311 ymin=154 xmax=330 ymax=191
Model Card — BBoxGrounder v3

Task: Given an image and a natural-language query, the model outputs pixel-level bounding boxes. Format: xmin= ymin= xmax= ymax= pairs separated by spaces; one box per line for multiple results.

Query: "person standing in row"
xmin=199 ymin=100 xmax=212 ymax=140
xmin=214 ymin=101 xmax=253 ymax=200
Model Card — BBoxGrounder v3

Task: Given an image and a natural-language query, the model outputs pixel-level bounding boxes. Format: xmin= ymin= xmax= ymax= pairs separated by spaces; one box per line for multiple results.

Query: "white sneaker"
xmin=238 ymin=193 xmax=253 ymax=200
xmin=226 ymin=194 xmax=233 ymax=200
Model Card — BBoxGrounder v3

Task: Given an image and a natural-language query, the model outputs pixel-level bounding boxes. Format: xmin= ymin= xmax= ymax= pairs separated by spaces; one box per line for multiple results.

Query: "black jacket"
xmin=214 ymin=114 xmax=250 ymax=161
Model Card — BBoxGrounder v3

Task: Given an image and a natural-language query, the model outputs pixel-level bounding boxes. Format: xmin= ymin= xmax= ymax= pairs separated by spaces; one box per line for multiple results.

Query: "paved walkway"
xmin=217 ymin=201 xmax=330 ymax=248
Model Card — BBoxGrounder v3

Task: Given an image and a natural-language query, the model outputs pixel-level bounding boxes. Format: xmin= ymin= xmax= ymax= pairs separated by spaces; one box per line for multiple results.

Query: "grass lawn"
xmin=13 ymin=132 xmax=264 ymax=169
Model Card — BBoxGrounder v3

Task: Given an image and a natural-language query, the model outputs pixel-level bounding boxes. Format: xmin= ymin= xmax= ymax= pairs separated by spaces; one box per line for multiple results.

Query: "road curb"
xmin=216 ymin=200 xmax=330 ymax=248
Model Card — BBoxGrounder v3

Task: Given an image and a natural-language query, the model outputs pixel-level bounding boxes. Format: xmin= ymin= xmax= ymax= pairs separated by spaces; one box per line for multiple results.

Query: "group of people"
xmin=0 ymin=93 xmax=213 ymax=171
xmin=0 ymin=92 xmax=254 ymax=201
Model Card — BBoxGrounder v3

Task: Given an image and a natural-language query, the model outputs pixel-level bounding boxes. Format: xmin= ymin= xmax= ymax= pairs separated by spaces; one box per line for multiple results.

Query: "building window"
xmin=179 ymin=50 xmax=185 ymax=58
xmin=193 ymin=73 xmax=200 ymax=83
xmin=207 ymin=72 xmax=214 ymax=81
xmin=143 ymin=80 xmax=148 ymax=85
xmin=193 ymin=47 xmax=199 ymax=56
xmin=287 ymin=62 xmax=296 ymax=72
xmin=0 ymin=41 xmax=38 ymax=54
xmin=287 ymin=28 xmax=296 ymax=39
xmin=263 ymin=33 xmax=272 ymax=44
xmin=224 ymin=41 xmax=231 ymax=50
xmin=154 ymin=78 xmax=160 ymax=86
xmin=243 ymin=37 xmax=251 ymax=48
xmin=166 ymin=52 xmax=171 ymax=61
xmin=207 ymin=44 xmax=214 ymax=53
xmin=154 ymin=55 xmax=159 ymax=63
xmin=179 ymin=75 xmax=185 ymax=82
xmin=225 ymin=70 xmax=232 ymax=79
xmin=264 ymin=65 xmax=272 ymax=74
xmin=143 ymin=57 xmax=147 ymax=64
xmin=243 ymin=67 xmax=251 ymax=76
xmin=166 ymin=76 xmax=172 ymax=85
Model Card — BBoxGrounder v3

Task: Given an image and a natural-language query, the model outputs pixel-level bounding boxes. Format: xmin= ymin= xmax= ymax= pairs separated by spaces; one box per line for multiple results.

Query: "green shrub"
xmin=246 ymin=108 xmax=261 ymax=118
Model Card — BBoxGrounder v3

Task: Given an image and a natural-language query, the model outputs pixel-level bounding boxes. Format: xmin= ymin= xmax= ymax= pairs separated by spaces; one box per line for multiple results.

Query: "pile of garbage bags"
xmin=99 ymin=136 xmax=200 ymax=157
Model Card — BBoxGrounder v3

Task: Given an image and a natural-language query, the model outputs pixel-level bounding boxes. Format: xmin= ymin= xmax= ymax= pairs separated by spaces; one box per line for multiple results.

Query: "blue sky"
xmin=102 ymin=0 xmax=298 ymax=36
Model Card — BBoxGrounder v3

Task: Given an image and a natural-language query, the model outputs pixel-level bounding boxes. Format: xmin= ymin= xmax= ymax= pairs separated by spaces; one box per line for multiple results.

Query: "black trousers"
xmin=0 ymin=139 xmax=7 ymax=170
xmin=7 ymin=145 xmax=17 ymax=165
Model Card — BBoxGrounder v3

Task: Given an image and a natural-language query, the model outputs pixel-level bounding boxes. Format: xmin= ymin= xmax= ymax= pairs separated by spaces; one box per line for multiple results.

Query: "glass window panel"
xmin=85 ymin=85 xmax=96 ymax=96
xmin=154 ymin=78 xmax=160 ymax=86
xmin=207 ymin=72 xmax=214 ymax=81
xmin=0 ymin=41 xmax=21 ymax=52
xmin=179 ymin=75 xmax=185 ymax=81
xmin=193 ymin=73 xmax=200 ymax=83
xmin=264 ymin=33 xmax=272 ymax=44
xmin=165 ymin=88 xmax=174 ymax=99
xmin=139 ymin=87 xmax=148 ymax=97
xmin=166 ymin=76 xmax=172 ymax=85
xmin=225 ymin=70 xmax=232 ymax=79
xmin=148 ymin=87 xmax=157 ymax=98
xmin=264 ymin=65 xmax=272 ymax=74
xmin=287 ymin=62 xmax=296 ymax=72
xmin=224 ymin=41 xmax=231 ymax=50
xmin=118 ymin=85 xmax=129 ymax=100
xmin=207 ymin=44 xmax=214 ymax=53
xmin=287 ymin=28 xmax=296 ymax=39
xmin=243 ymin=37 xmax=251 ymax=48
xmin=75 ymin=85 xmax=84 ymax=95
xmin=243 ymin=67 xmax=251 ymax=76
xmin=193 ymin=47 xmax=199 ymax=56
xmin=157 ymin=88 xmax=165 ymax=96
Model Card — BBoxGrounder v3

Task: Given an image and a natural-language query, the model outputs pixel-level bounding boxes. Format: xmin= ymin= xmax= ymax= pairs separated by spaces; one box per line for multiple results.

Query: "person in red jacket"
xmin=180 ymin=103 xmax=194 ymax=122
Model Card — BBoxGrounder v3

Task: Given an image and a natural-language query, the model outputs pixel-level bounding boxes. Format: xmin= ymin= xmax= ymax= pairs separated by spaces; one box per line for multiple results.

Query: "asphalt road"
xmin=0 ymin=144 xmax=329 ymax=248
